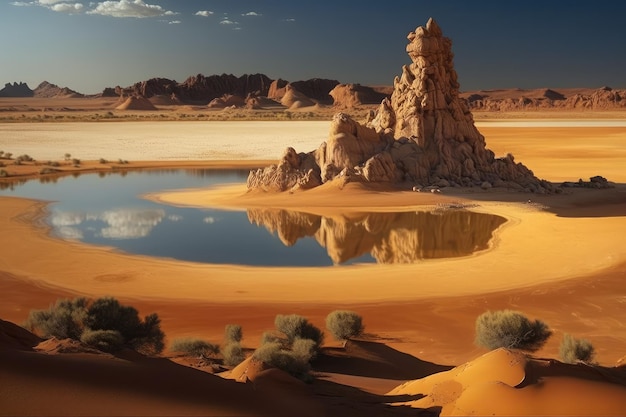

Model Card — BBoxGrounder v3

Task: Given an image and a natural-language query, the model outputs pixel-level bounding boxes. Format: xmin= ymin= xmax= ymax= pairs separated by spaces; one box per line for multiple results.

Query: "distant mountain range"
xmin=1 ymin=75 xmax=625 ymax=111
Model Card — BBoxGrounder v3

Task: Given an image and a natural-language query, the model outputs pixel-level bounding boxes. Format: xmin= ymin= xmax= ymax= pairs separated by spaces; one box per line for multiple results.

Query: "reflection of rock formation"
xmin=248 ymin=18 xmax=554 ymax=193
xmin=247 ymin=208 xmax=506 ymax=264
xmin=50 ymin=208 xmax=165 ymax=240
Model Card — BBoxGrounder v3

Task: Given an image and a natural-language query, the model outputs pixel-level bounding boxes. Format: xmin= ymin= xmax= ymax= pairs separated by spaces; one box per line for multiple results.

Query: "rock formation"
xmin=248 ymin=18 xmax=554 ymax=193
xmin=0 ymin=82 xmax=34 ymax=97
xmin=109 ymin=74 xmax=273 ymax=104
xmin=33 ymin=81 xmax=83 ymax=98
xmin=330 ymin=84 xmax=390 ymax=108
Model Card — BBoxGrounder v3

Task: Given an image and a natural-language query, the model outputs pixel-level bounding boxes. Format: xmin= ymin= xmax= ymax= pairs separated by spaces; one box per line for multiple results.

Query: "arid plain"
xmin=1 ymin=96 xmax=625 ymax=415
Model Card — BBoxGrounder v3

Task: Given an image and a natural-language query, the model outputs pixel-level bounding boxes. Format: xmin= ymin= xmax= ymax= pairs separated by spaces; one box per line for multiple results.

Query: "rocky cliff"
xmin=247 ymin=18 xmax=554 ymax=193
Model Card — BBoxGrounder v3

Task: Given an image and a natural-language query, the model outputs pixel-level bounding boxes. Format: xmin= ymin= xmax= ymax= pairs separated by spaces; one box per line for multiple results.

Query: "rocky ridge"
xmin=247 ymin=18 xmax=555 ymax=193
xmin=462 ymin=86 xmax=626 ymax=111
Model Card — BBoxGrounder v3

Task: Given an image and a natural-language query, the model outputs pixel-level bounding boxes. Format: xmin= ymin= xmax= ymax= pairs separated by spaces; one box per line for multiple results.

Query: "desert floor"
xmin=1 ymin=110 xmax=626 ymax=415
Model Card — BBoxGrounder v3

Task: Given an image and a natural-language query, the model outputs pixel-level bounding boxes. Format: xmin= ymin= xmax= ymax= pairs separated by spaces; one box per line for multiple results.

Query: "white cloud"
xmin=87 ymin=0 xmax=176 ymax=18
xmin=51 ymin=2 xmax=84 ymax=12
xmin=11 ymin=0 xmax=85 ymax=13
xmin=195 ymin=10 xmax=213 ymax=17
xmin=203 ymin=216 xmax=216 ymax=224
xmin=220 ymin=19 xmax=238 ymax=25
xmin=241 ymin=11 xmax=261 ymax=16
xmin=168 ymin=20 xmax=180 ymax=24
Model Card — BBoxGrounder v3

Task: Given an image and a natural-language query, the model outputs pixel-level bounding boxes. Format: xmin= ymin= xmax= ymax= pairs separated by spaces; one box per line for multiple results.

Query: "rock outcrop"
xmin=109 ymin=73 xmax=273 ymax=104
xmin=248 ymin=18 xmax=554 ymax=193
xmin=330 ymin=83 xmax=390 ymax=108
xmin=33 ymin=81 xmax=83 ymax=98
xmin=0 ymin=82 xmax=34 ymax=97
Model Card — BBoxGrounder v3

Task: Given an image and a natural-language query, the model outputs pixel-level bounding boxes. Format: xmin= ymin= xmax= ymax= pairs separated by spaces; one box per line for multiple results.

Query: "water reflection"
xmin=50 ymin=208 xmax=167 ymax=240
xmin=0 ymin=169 xmax=507 ymax=266
xmin=248 ymin=208 xmax=507 ymax=264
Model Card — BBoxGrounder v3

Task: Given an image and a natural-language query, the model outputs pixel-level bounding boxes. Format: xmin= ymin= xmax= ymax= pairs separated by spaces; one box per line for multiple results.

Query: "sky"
xmin=1 ymin=0 xmax=625 ymax=94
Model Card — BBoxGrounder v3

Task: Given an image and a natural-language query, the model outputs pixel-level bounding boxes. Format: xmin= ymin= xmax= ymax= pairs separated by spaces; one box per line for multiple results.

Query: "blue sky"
xmin=1 ymin=0 xmax=625 ymax=94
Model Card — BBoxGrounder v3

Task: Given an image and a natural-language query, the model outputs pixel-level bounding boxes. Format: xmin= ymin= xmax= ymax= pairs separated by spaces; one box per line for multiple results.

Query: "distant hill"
xmin=0 ymin=81 xmax=83 ymax=98
xmin=460 ymin=87 xmax=626 ymax=111
xmin=0 ymin=82 xmax=33 ymax=97
xmin=33 ymin=81 xmax=84 ymax=98
xmin=1 ymin=74 xmax=625 ymax=111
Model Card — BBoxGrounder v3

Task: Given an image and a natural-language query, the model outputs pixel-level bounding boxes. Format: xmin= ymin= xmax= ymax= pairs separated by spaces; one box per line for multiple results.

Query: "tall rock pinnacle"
xmin=248 ymin=18 xmax=553 ymax=193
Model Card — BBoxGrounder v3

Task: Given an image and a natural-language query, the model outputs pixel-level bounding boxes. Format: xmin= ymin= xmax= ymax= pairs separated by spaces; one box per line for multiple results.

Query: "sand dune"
xmin=389 ymin=348 xmax=626 ymax=415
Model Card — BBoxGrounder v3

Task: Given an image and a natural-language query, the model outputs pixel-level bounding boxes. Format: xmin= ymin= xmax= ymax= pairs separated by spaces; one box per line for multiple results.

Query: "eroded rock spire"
xmin=247 ymin=18 xmax=553 ymax=193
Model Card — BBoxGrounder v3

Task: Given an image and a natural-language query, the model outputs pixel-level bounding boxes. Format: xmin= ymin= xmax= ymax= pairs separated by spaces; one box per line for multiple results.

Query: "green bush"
xmin=559 ymin=334 xmax=595 ymax=364
xmin=222 ymin=342 xmax=246 ymax=366
xmin=325 ymin=310 xmax=364 ymax=342
xmin=170 ymin=338 xmax=220 ymax=357
xmin=80 ymin=329 xmax=124 ymax=352
xmin=475 ymin=310 xmax=551 ymax=352
xmin=225 ymin=324 xmax=243 ymax=344
xmin=274 ymin=314 xmax=324 ymax=348
xmin=25 ymin=297 xmax=88 ymax=340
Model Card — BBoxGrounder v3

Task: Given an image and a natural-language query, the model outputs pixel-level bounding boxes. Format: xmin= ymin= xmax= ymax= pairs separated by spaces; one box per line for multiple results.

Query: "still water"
xmin=0 ymin=170 xmax=506 ymax=266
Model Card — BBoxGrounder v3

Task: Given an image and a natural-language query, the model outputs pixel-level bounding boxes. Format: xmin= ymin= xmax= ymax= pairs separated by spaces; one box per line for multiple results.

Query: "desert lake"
xmin=0 ymin=169 xmax=506 ymax=266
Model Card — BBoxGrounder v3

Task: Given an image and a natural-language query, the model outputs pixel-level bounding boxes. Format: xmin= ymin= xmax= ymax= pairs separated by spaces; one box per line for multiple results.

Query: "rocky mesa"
xmin=247 ymin=18 xmax=556 ymax=193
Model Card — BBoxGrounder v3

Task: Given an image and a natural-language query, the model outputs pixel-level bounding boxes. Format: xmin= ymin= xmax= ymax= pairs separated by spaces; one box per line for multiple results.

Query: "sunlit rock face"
xmin=247 ymin=18 xmax=553 ymax=193
xmin=247 ymin=208 xmax=506 ymax=265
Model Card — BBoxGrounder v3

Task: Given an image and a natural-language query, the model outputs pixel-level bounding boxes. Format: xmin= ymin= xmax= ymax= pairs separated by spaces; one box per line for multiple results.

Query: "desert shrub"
xmin=80 ymin=329 xmax=124 ymax=352
xmin=222 ymin=342 xmax=246 ymax=366
xmin=274 ymin=314 xmax=324 ymax=348
xmin=260 ymin=331 xmax=282 ymax=345
xmin=4 ymin=152 xmax=12 ymax=160
xmin=99 ymin=158 xmax=108 ymax=164
xmin=0 ymin=169 xmax=8 ymax=178
xmin=252 ymin=342 xmax=310 ymax=379
xmin=291 ymin=337 xmax=318 ymax=362
xmin=25 ymin=297 xmax=89 ymax=339
xmin=325 ymin=310 xmax=364 ymax=342
xmin=85 ymin=298 xmax=142 ymax=338
xmin=71 ymin=158 xmax=80 ymax=166
xmin=225 ymin=324 xmax=243 ymax=344
xmin=475 ymin=310 xmax=551 ymax=352
xmin=16 ymin=154 xmax=33 ymax=163
xmin=170 ymin=338 xmax=220 ymax=357
xmin=0 ymin=161 xmax=4 ymax=167
xmin=25 ymin=296 xmax=164 ymax=353
xmin=559 ymin=334 xmax=595 ymax=364
xmin=64 ymin=153 xmax=71 ymax=161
